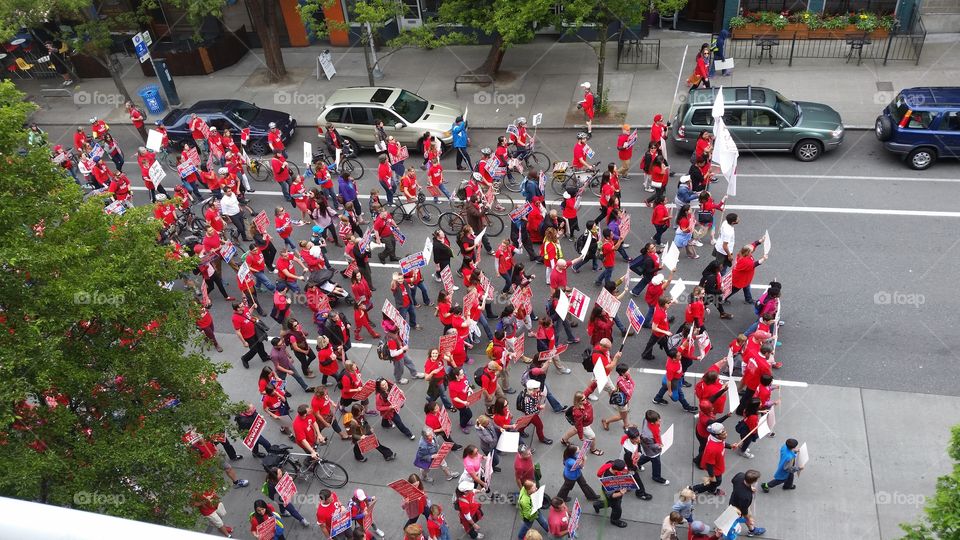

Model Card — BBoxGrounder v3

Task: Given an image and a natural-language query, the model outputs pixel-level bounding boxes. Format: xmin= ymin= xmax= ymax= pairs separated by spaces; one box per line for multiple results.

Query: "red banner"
xmin=242 ymin=413 xmax=266 ymax=450
xmin=254 ymin=211 xmax=269 ymax=235
xmin=441 ymin=265 xmax=455 ymax=294
xmin=275 ymin=472 xmax=297 ymax=506
xmin=388 ymin=479 xmax=426 ymax=502
xmin=438 ymin=405 xmax=452 ymax=437
xmin=358 ymin=434 xmax=380 ymax=454
xmin=430 ymin=441 xmax=454 ymax=469
xmin=256 ymin=516 xmax=276 ymax=540
xmin=511 ymin=286 xmax=532 ymax=314
xmin=620 ymin=213 xmax=631 ymax=238
xmin=352 ymin=380 xmax=377 ymax=401
xmin=462 ymin=288 xmax=479 ymax=318
xmin=439 ymin=333 xmax=458 ymax=358
xmin=512 ymin=334 xmax=525 ymax=356
xmin=464 ymin=389 xmax=483 ymax=406
xmin=387 ymin=385 xmax=406 ymax=410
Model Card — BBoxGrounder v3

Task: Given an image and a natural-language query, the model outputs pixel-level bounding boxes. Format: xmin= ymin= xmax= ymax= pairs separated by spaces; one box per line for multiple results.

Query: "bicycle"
xmin=391 ymin=191 xmax=442 ymax=227
xmin=261 ymin=444 xmax=349 ymax=489
xmin=157 ymin=146 xmax=180 ymax=168
xmin=248 ymin=155 xmax=300 ymax=183
xmin=504 ymin=142 xmax=552 ymax=191
xmin=450 ymin=180 xmax=516 ymax=217
xmin=438 ymin=208 xmax=505 ymax=238
xmin=550 ymin=160 xmax=603 ymax=197
xmin=199 ymin=196 xmax=248 ymax=245
xmin=313 ymin=140 xmax=365 ymax=180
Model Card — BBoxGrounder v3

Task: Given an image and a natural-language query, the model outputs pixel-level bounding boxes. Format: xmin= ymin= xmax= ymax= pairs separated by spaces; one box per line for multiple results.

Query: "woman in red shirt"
xmin=561 ymin=189 xmax=580 ymax=241
xmin=349 ymin=272 xmax=379 ymax=341
xmin=494 ymin=238 xmax=515 ymax=297
xmin=685 ymin=286 xmax=707 ymax=329
xmin=643 ymin=273 xmax=671 ymax=328
xmin=730 ymin=242 xmax=767 ymax=304
xmin=423 ymin=399 xmax=462 ymax=451
xmin=491 ymin=396 xmax=516 ymax=432
xmin=674 ymin=203 xmax=699 ymax=259
xmin=650 ymin=195 xmax=671 ymax=245
xmin=691 ymin=44 xmax=711 ymax=89
xmin=194 ymin=304 xmax=222 ymax=352
xmin=375 ymin=378 xmax=415 ymax=439
xmin=447 ymin=366 xmax=474 ymax=433
xmin=586 ymin=306 xmax=614 ymax=346
xmin=424 ymin=348 xmax=455 ymax=410
xmin=456 ymin=484 xmax=484 ymax=539
xmin=560 ymin=392 xmax=601 ymax=455
xmin=315 ymin=335 xmax=340 ymax=387
xmin=311 ymin=386 xmax=350 ymax=441
xmin=696 ymin=190 xmax=726 ymax=242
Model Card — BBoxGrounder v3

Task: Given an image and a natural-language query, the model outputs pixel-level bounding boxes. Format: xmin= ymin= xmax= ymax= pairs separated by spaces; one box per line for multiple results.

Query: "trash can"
xmin=138 ymin=84 xmax=166 ymax=115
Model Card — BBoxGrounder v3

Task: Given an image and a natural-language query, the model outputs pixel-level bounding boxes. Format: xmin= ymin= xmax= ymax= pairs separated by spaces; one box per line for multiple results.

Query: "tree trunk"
xmin=248 ymin=0 xmax=287 ymax=82
xmin=596 ymin=30 xmax=608 ymax=111
xmin=101 ymin=53 xmax=133 ymax=104
xmin=362 ymin=25 xmax=375 ymax=86
xmin=475 ymin=33 xmax=506 ymax=75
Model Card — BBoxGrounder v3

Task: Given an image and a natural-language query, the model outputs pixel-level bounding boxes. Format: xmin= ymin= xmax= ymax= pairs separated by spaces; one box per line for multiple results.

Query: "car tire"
xmin=793 ymin=139 xmax=823 ymax=162
xmin=342 ymin=137 xmax=361 ymax=154
xmin=906 ymin=147 xmax=936 ymax=170
xmin=875 ymin=116 xmax=893 ymax=142
xmin=249 ymin=139 xmax=268 ymax=156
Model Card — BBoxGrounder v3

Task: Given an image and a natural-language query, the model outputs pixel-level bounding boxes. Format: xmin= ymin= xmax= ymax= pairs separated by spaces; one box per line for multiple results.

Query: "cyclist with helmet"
xmin=572 ymin=132 xmax=595 ymax=171
xmin=509 ymin=117 xmax=533 ymax=162
xmin=267 ymin=122 xmax=286 ymax=157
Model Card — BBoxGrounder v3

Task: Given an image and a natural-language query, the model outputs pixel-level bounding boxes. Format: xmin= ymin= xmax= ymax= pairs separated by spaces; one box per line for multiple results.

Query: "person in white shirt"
xmin=220 ymin=191 xmax=250 ymax=241
xmin=714 ymin=213 xmax=738 ymax=272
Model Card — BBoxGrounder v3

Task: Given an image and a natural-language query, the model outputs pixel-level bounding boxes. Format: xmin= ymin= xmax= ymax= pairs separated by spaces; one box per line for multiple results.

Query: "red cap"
xmin=654 ymin=114 xmax=663 ymax=122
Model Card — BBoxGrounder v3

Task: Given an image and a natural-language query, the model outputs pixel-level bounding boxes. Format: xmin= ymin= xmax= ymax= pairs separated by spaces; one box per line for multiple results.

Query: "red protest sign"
xmin=387 ymin=385 xmax=406 ymax=410
xmin=721 ymin=271 xmax=733 ymax=299
xmin=363 ymin=512 xmax=373 ymax=533
xmin=200 ymin=279 xmax=210 ymax=308
xmin=352 ymin=380 xmax=377 ymax=401
xmin=464 ymin=389 xmax=483 ymax=406
xmin=253 ymin=211 xmax=269 ymax=234
xmin=620 ymin=213 xmax=631 ymax=238
xmin=479 ymin=272 xmax=494 ymax=300
xmin=438 ymin=406 xmax=452 ymax=437
xmin=537 ymin=343 xmax=569 ymax=363
xmin=439 ymin=333 xmax=458 ymax=357
xmin=568 ymin=288 xmax=591 ymax=322
xmin=599 ymin=475 xmax=639 ymax=492
xmin=512 ymin=286 xmax=532 ymax=314
xmin=343 ymin=261 xmax=359 ymax=279
xmin=358 ymin=434 xmax=380 ymax=454
xmin=441 ymin=265 xmax=455 ymax=294
xmin=596 ymin=288 xmax=621 ymax=318
xmin=462 ymin=288 xmax=479 ymax=317
xmin=275 ymin=472 xmax=297 ymax=506
xmin=388 ymin=479 xmax=426 ymax=502
xmin=430 ymin=441 xmax=454 ymax=469
xmin=571 ymin=440 xmax=591 ymax=471
xmin=186 ymin=147 xmax=201 ymax=168
xmin=256 ymin=516 xmax=276 ymax=540
xmin=512 ymin=334 xmax=525 ymax=356
xmin=242 ymin=413 xmax=266 ymax=450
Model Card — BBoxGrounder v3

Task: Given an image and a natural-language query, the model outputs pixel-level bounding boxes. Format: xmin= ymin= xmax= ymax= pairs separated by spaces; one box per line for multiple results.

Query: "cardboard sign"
xmin=483 ymin=454 xmax=494 ymax=482
xmin=148 ymin=160 xmax=166 ymax=185
xmin=619 ymin=213 xmax=631 ymax=238
xmin=661 ymin=424 xmax=675 ymax=455
xmin=556 ymin=290 xmax=571 ymax=320
xmin=509 ymin=202 xmax=534 ymax=224
xmin=275 ymin=472 xmax=297 ymax=506
xmin=538 ymin=170 xmax=546 ymax=196
xmin=387 ymin=385 xmax=406 ymax=410
xmin=596 ymin=288 xmax=621 ymax=318
xmin=220 ymin=241 xmax=237 ymax=263
xmin=391 ymin=145 xmax=409 ymax=165
xmin=668 ymin=281 xmax=685 ymax=302
xmin=382 ymin=299 xmax=404 ymax=330
xmin=441 ymin=265 xmax=455 ymax=294
xmin=511 ymin=334 xmax=525 ymax=356
xmin=352 ymin=379 xmax=377 ymax=401
xmin=511 ymin=286 xmax=532 ymax=314
xmin=757 ymin=408 xmax=775 ymax=439
xmin=391 ymin=224 xmax=407 ymax=246
xmin=104 ymin=199 xmax=127 ymax=216
xmin=253 ymin=211 xmax=269 ymax=234
xmin=626 ymin=299 xmax=646 ymax=332
xmin=496 ymin=431 xmax=520 ymax=453
xmin=399 ymin=252 xmax=426 ymax=274
xmin=762 ymin=229 xmax=771 ymax=257
xmin=797 ymin=442 xmax=809 ymax=469
xmin=242 ymin=413 xmax=266 ymax=450
xmin=662 ymin=242 xmax=680 ymax=272
xmin=438 ymin=333 xmax=458 ymax=357
xmin=530 ymin=485 xmax=546 ymax=511
xmin=537 ymin=343 xmax=569 ymax=362
xmin=430 ymin=441 xmax=454 ymax=468
xmin=569 ymin=499 xmax=582 ymax=538
xmin=592 ymin=360 xmax=609 ymax=394
xmin=462 ymin=288 xmax=479 ymax=319
xmin=479 ymin=272 xmax=494 ymax=300
xmin=726 ymin=380 xmax=740 ymax=414
xmin=358 ymin=434 xmax=380 ymax=454
xmin=177 ymin=161 xmax=196 ymax=178
xmin=464 ymin=388 xmax=483 ymax=406
xmin=721 ymin=271 xmax=733 ymax=299
xmin=568 ymin=288 xmax=591 ymax=322
xmin=437 ymin=406 xmax=452 ymax=437
xmin=90 ymin=143 xmax=104 ymax=160
xmin=186 ymin=147 xmax=201 ymax=168
xmin=331 ymin=506 xmax=352 ymax=536
xmin=146 ymin=129 xmax=164 ymax=152
xmin=599 ymin=475 xmax=639 ymax=492
xmin=343 ymin=261 xmax=359 ymax=279
xmin=625 ymin=129 xmax=639 ymax=149
xmin=714 ymin=505 xmax=742 ymax=537
xmin=422 ymin=237 xmax=433 ymax=265
xmin=388 ymin=479 xmax=426 ymax=502
xmin=256 ymin=516 xmax=276 ymax=540
xmin=570 ymin=440 xmax=591 ymax=471
xmin=303 ymin=141 xmax=313 ymax=166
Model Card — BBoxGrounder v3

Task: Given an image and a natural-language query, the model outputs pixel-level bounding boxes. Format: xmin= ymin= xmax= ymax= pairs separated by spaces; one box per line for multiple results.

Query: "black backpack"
xmin=334 ymin=368 xmax=347 ymax=390
xmin=564 ymin=406 xmax=576 ymax=425
xmin=376 ymin=339 xmax=389 ymax=360
xmin=515 ymin=390 xmax=526 ymax=411
xmin=609 ymin=391 xmax=627 ymax=407
xmin=474 ymin=367 xmax=486 ymax=387
xmin=575 ymin=231 xmax=588 ymax=254
xmin=581 ymin=348 xmax=593 ymax=372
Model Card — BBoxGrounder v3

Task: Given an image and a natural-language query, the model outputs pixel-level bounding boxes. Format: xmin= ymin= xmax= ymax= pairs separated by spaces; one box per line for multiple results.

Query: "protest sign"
xmin=430 ymin=441 xmax=454 ymax=468
xmin=242 ymin=413 xmax=266 ymax=450
xmin=568 ymin=288 xmax=591 ymax=321
xmin=358 ymin=434 xmax=380 ymax=454
xmin=275 ymin=473 xmax=297 ymax=506
xmin=599 ymin=475 xmax=639 ymax=492
xmin=596 ymin=288 xmax=621 ymax=318
xmin=399 ymin=252 xmax=426 ymax=274
xmin=496 ymin=431 xmax=520 ymax=453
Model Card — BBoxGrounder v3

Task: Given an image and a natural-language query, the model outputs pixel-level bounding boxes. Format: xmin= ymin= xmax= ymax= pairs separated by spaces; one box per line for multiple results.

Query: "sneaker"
xmin=652 ymin=477 xmax=670 ymax=485
xmin=761 ymin=483 xmax=770 ymax=493
xmin=476 ymin=534 xmax=485 ymax=539
xmin=540 ymin=438 xmax=554 ymax=445
xmin=446 ymin=471 xmax=460 ymax=481
xmin=385 ymin=453 xmax=397 ymax=461
xmin=636 ymin=491 xmax=653 ymax=501
xmin=684 ymin=406 xmax=699 ymax=414
xmin=611 ymin=519 xmax=628 ymax=528
xmin=560 ymin=367 xmax=572 ymax=374
xmin=644 ymin=186 xmax=655 ymax=192
xmin=300 ymin=518 xmax=310 ymax=527
xmin=461 ymin=426 xmax=472 ymax=434
xmin=376 ymin=529 xmax=385 ymax=538
xmin=399 ymin=378 xmax=410 ymax=385
xmin=691 ymin=240 xmax=703 ymax=247
xmin=233 ymin=479 xmax=249 ymax=488
xmin=652 ymin=398 xmax=668 ymax=405
xmin=747 ymin=527 xmax=766 ymax=536
xmin=357 ymin=456 xmax=368 ymax=462
xmin=409 ymin=433 xmax=416 ymax=440
xmin=415 ymin=372 xmax=426 ymax=379
xmin=740 ymin=449 xmax=755 ymax=459
xmin=784 ymin=485 xmax=797 ymax=490
xmin=588 ymin=394 xmax=599 ymax=401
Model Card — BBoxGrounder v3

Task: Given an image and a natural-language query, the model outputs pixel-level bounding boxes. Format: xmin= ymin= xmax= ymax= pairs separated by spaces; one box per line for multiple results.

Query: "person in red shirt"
xmin=191 ymin=490 xmax=233 ymax=537
xmin=269 ymin=152 xmax=293 ymax=201
xmin=188 ymin=114 xmax=209 ymax=152
xmin=292 ymin=403 xmax=326 ymax=459
xmin=650 ymin=113 xmax=669 ymax=149
xmin=274 ymin=206 xmax=297 ymax=250
xmin=693 ymin=380 xmax=730 ymax=466
xmin=652 ymin=348 xmax=698 ymax=411
xmin=456 ymin=483 xmax=484 ymax=538
xmin=582 ymin=338 xmax=620 ymax=398
xmin=376 ymin=153 xmax=396 ymax=206
xmin=645 ymin=155 xmax=670 ymax=206
xmin=729 ymin=241 xmax=767 ymax=304
xmin=578 ymin=82 xmax=594 ymax=135
xmin=691 ymin=423 xmax=739 ymax=496
xmin=123 ymin=100 xmax=146 ymax=141
xmin=194 ymin=303 xmax=221 ymax=352
xmin=73 ymin=126 xmax=88 ymax=152
xmin=685 ymin=285 xmax=707 ymax=329
xmin=641 ymin=296 xmax=674 ymax=360
xmin=106 ymin=172 xmax=133 ymax=207
xmin=266 ymin=123 xmax=286 ymax=156
xmin=594 ymin=229 xmax=617 ymax=286
xmin=572 ymin=132 xmax=592 ymax=170
xmin=586 ymin=307 xmax=615 ymax=347
xmin=373 ymin=208 xmax=400 ymax=264
xmin=90 ymin=117 xmax=109 ymax=140
xmin=426 ymin=156 xmax=452 ymax=203
xmin=615 ymin=124 xmax=635 ymax=177
xmin=560 ymin=190 xmax=579 ymax=241
xmin=399 ymin=167 xmax=420 ymax=203
xmin=650 ymin=194 xmax=671 ymax=245
xmin=153 ymin=199 xmax=176 ymax=228
xmin=315 ymin=489 xmax=343 ymax=537
xmin=231 ymin=302 xmax=270 ymax=368
xmin=642 ymin=273 xmax=671 ymax=328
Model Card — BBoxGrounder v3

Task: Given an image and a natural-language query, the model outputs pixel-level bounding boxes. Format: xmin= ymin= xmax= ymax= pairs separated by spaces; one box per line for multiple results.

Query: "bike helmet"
xmin=472 ymin=172 xmax=484 ymax=182
xmin=217 ymin=167 xmax=228 ymax=175
xmin=480 ymin=147 xmax=492 ymax=155
xmin=155 ymin=120 xmax=164 ymax=126
xmin=156 ymin=193 xmax=168 ymax=201
xmin=89 ymin=117 xmax=98 ymax=123
xmin=516 ymin=117 xmax=526 ymax=125
xmin=268 ymin=122 xmax=277 ymax=129
xmin=576 ymin=132 xmax=588 ymax=140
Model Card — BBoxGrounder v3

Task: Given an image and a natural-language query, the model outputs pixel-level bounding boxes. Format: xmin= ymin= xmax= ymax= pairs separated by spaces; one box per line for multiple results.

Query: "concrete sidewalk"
xmin=16 ymin=30 xmax=960 ymax=132
xmin=208 ymin=336 xmax=955 ymax=540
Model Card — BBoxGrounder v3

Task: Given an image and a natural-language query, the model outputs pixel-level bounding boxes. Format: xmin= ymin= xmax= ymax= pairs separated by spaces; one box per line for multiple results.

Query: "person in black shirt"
xmin=729 ymin=470 xmax=766 ymax=536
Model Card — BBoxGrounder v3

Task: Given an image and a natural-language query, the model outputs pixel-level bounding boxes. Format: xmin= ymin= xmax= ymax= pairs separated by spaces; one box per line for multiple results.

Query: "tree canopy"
xmin=901 ymin=424 xmax=960 ymax=539
xmin=0 ymin=80 xmax=232 ymax=529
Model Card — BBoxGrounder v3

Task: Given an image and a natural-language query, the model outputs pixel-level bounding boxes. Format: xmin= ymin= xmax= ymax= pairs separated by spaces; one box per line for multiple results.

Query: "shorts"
xmin=617 ymin=403 xmax=630 ymax=413
xmin=582 ymin=426 xmax=596 ymax=440
xmin=204 ymin=503 xmax=226 ymax=528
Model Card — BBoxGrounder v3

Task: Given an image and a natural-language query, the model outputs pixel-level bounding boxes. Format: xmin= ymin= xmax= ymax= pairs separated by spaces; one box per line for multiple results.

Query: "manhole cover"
xmin=876 ymin=81 xmax=894 ymax=91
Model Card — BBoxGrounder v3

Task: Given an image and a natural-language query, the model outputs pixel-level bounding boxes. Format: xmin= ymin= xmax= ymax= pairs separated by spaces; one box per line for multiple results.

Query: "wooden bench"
xmin=453 ymin=73 xmax=494 ymax=95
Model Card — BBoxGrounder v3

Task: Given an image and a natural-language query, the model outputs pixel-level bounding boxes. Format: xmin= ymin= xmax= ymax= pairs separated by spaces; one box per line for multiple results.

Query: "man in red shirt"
xmin=615 ymin=124 xmax=634 ymax=177
xmin=276 ymin=249 xmax=305 ymax=293
xmin=427 ymin=157 xmax=451 ymax=203
xmin=188 ymin=114 xmax=209 ymax=152
xmin=641 ymin=296 xmax=673 ymax=360
xmin=594 ymin=229 xmax=616 ymax=287
xmin=153 ymin=200 xmax=176 ymax=228
xmin=267 ymin=123 xmax=286 ymax=156
xmin=373 ymin=208 xmax=400 ymax=263
xmin=691 ymin=423 xmax=739 ymax=496
xmin=204 ymin=201 xmax=225 ymax=234
xmin=377 ymin=154 xmax=396 ymax=205
xmin=231 ymin=302 xmax=270 ymax=368
xmin=270 ymin=152 xmax=292 ymax=202
xmin=315 ymin=489 xmax=342 ymax=537
xmin=293 ymin=404 xmax=325 ymax=458
xmin=480 ymin=361 xmax=502 ymax=411
xmin=578 ymin=82 xmax=594 ymax=136
xmin=572 ymin=132 xmax=593 ymax=170
xmin=652 ymin=348 xmax=698 ymax=412
xmin=245 ymin=244 xmax=275 ymax=292
xmin=125 ymin=101 xmax=147 ymax=141
xmin=729 ymin=241 xmax=767 ymax=304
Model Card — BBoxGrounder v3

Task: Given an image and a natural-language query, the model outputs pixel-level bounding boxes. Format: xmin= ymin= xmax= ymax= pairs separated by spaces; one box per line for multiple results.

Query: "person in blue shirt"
xmin=337 ymin=173 xmax=360 ymax=218
xmin=451 ymin=116 xmax=473 ymax=171
xmin=762 ymin=438 xmax=802 ymax=492
xmin=554 ymin=444 xmax=601 ymax=502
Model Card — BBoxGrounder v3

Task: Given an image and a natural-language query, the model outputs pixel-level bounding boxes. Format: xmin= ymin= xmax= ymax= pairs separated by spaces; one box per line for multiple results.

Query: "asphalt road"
xmin=38 ymin=123 xmax=960 ymax=396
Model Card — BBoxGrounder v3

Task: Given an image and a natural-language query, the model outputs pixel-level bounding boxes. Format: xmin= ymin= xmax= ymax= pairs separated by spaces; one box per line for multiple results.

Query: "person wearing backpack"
xmin=517 ymin=479 xmax=551 ymax=539
xmin=385 ymin=327 xmax=424 ymax=385
xmin=517 ymin=379 xmax=554 ymax=445
xmin=641 ymin=296 xmax=675 ymax=361
xmin=636 ymin=409 xmax=673 ymax=486
xmin=652 ymin=348 xmax=698 ymax=413
xmin=619 ymin=427 xmax=654 ymax=501
xmin=560 ymin=392 xmax=602 ymax=456
xmin=582 ymin=338 xmax=620 ymax=402
xmin=520 ymin=170 xmax=543 ymax=203
xmin=571 ymin=221 xmax=600 ymax=273
xmin=478 ymin=361 xmax=503 ymax=413
xmin=601 ymin=364 xmax=634 ymax=431
xmin=590 ymin=459 xmax=631 ymax=528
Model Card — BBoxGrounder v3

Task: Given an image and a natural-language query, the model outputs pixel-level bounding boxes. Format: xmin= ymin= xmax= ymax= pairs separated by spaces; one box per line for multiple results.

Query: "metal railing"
xmin=616 ymin=37 xmax=661 ymax=69
xmin=717 ymin=20 xmax=925 ymax=67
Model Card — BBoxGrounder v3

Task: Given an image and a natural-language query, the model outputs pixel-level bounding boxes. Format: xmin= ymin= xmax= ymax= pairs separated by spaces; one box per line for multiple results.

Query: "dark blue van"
xmin=875 ymin=87 xmax=960 ymax=170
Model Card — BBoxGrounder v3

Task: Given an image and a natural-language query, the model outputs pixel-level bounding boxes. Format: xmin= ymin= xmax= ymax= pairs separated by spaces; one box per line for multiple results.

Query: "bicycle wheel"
xmin=502 ymin=172 xmax=522 ymax=193
xmin=438 ymin=212 xmax=465 ymax=236
xmin=390 ymin=203 xmax=408 ymax=224
xmin=287 ymin=162 xmax=301 ymax=177
xmin=589 ymin=174 xmax=603 ymax=197
xmin=160 ymin=150 xmax=178 ymax=168
xmin=416 ymin=202 xmax=442 ymax=227
xmin=281 ymin=457 xmax=303 ymax=477
xmin=341 ymin=158 xmax=364 ymax=180
xmin=526 ymin=151 xmax=552 ymax=174
xmin=488 ymin=191 xmax=516 ymax=216
xmin=313 ymin=459 xmax=349 ymax=488
xmin=485 ymin=214 xmax=505 ymax=237
xmin=551 ymin=175 xmax=569 ymax=196
xmin=249 ymin=160 xmax=270 ymax=182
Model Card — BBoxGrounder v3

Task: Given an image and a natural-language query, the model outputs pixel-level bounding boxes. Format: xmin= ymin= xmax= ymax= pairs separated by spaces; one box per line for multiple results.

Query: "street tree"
xmin=0 ymin=80 xmax=233 ymax=529
xmin=561 ymin=0 xmax=647 ymax=106
xmin=901 ymin=424 xmax=960 ymax=540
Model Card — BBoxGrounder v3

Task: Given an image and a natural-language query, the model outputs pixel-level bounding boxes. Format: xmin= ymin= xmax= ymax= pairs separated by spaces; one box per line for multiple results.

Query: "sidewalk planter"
xmin=140 ymin=26 xmax=250 ymax=77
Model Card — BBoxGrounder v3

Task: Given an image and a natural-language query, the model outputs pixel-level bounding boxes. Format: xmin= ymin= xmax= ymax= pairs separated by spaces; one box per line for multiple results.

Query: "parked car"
xmin=161 ymin=100 xmax=297 ymax=156
xmin=671 ymin=86 xmax=845 ymax=162
xmin=875 ymin=87 xmax=960 ymax=170
xmin=316 ymin=87 xmax=464 ymax=151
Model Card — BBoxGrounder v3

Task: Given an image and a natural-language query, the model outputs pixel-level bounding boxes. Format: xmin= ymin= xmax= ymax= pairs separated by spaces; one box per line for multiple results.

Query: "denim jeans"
xmin=433 ymin=183 xmax=453 ymax=203
xmin=500 ymin=272 xmax=513 ymax=293
xmin=409 ymin=283 xmax=430 ymax=305
xmin=277 ymin=368 xmax=311 ymax=392
xmin=253 ymin=271 xmax=276 ymax=291
xmin=321 ymin=186 xmax=340 ymax=209
xmin=379 ymin=180 xmax=395 ymax=205
xmin=631 ymin=274 xmax=652 ymax=296
xmin=277 ymin=179 xmax=292 ymax=201
xmin=573 ymin=255 xmax=598 ymax=272
xmin=655 ymin=381 xmax=693 ymax=409
xmin=400 ymin=304 xmax=418 ymax=327
xmin=181 ymin=180 xmax=202 ymax=198
xmin=551 ymin=313 xmax=576 ymax=342
xmin=477 ymin=314 xmax=494 ymax=340
xmin=613 ymin=315 xmax=627 ymax=334
xmin=545 ymin=382 xmax=564 ymax=412
xmin=392 ymin=354 xmax=419 ymax=381
xmin=636 ymin=454 xmax=665 ymax=481
xmin=517 ymin=511 xmax=550 ymax=539
xmin=595 ymin=266 xmax=613 ymax=286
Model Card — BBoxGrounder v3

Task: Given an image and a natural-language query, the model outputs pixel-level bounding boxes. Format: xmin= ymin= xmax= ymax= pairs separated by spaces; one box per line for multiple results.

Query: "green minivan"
xmin=670 ymin=86 xmax=845 ymax=162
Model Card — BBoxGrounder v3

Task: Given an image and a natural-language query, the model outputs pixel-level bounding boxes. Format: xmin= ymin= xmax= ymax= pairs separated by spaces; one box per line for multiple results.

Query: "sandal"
xmin=590 ymin=448 xmax=604 ymax=456
xmin=601 ymin=419 xmax=610 ymax=431
xmin=560 ymin=439 xmax=570 ymax=446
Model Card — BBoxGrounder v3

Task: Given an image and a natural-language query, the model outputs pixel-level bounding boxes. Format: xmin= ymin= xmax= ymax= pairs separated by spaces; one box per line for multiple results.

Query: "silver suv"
xmin=317 ymin=87 xmax=464 ymax=151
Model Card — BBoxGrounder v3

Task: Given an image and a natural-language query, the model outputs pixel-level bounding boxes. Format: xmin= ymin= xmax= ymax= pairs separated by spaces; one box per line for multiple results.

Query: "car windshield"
xmin=391 ymin=90 xmax=428 ymax=123
xmin=774 ymin=93 xmax=799 ymax=126
xmin=225 ymin=103 xmax=259 ymax=127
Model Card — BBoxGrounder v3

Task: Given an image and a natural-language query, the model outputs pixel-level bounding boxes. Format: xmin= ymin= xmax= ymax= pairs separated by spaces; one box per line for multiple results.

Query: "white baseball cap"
xmin=652 ymin=274 xmax=665 ymax=285
xmin=354 ymin=488 xmax=367 ymax=500
xmin=526 ymin=379 xmax=541 ymax=390
xmin=581 ymin=82 xmax=591 ymax=89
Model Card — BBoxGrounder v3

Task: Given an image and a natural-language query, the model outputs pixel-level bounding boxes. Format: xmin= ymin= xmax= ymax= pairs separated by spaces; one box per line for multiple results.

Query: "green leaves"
xmin=0 ymin=81 xmax=231 ymax=529
xmin=900 ymin=424 xmax=960 ymax=539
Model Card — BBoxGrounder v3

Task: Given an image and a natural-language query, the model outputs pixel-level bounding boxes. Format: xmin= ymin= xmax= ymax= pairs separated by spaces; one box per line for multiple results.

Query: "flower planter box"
xmin=734 ymin=24 xmax=889 ymax=40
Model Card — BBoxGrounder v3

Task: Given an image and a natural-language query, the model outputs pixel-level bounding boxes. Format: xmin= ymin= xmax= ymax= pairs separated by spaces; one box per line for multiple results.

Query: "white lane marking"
xmin=129 ymin=186 xmax=960 ymax=218
xmin=737 ymin=173 xmax=960 ymax=183
xmin=627 ymin=277 xmax=767 ymax=290
xmin=268 ymin=335 xmax=372 ymax=349
xmin=635 ymin=367 xmax=808 ymax=388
